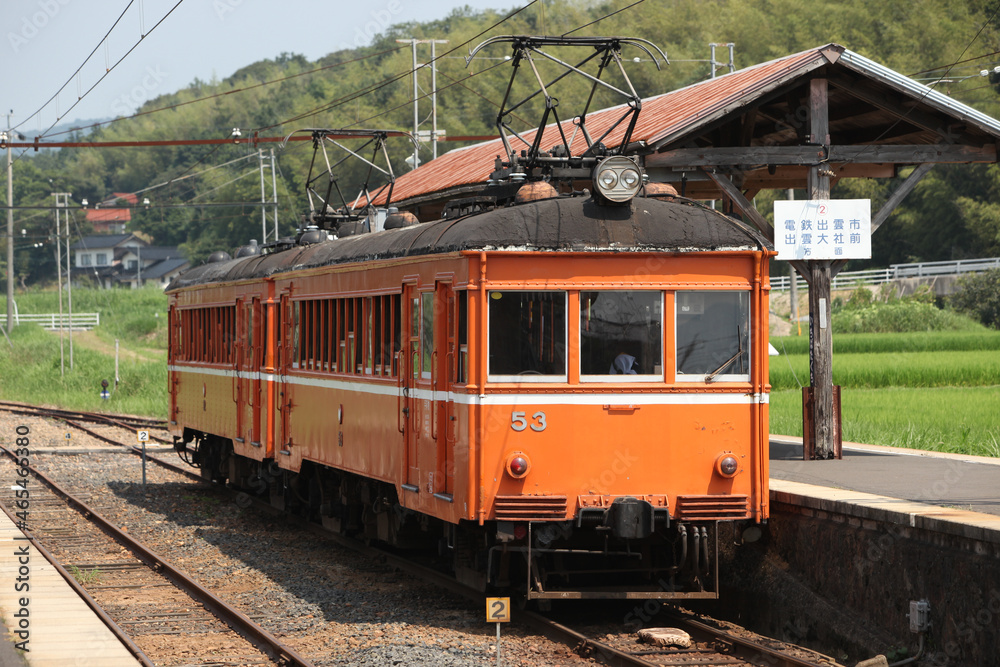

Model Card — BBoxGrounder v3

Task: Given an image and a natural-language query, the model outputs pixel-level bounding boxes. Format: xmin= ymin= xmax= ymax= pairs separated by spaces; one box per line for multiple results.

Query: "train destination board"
xmin=773 ymin=199 xmax=872 ymax=261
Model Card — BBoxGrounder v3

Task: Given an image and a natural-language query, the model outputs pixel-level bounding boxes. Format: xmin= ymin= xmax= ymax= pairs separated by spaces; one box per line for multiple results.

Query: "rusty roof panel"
xmin=385 ymin=42 xmax=1000 ymax=207
xmin=385 ymin=45 xmax=838 ymax=205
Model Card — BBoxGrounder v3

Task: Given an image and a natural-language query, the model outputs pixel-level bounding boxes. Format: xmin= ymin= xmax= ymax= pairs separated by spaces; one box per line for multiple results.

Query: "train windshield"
xmin=675 ymin=291 xmax=750 ymax=382
xmin=488 ymin=291 xmax=567 ymax=381
xmin=580 ymin=291 xmax=663 ymax=380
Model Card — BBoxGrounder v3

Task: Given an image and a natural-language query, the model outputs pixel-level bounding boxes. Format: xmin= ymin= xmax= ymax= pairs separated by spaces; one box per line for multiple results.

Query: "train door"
xmin=235 ymin=298 xmax=247 ymax=441
xmin=277 ymin=291 xmax=293 ymax=458
xmin=249 ymin=297 xmax=263 ymax=450
xmin=436 ymin=282 xmax=458 ymax=499
xmin=168 ymin=305 xmax=180 ymax=425
xmin=235 ymin=298 xmax=263 ymax=453
xmin=401 ymin=283 xmax=420 ymax=491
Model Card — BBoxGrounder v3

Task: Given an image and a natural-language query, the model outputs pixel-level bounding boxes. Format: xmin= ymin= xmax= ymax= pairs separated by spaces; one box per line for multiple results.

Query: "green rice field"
xmin=769 ymin=331 xmax=1000 ymax=457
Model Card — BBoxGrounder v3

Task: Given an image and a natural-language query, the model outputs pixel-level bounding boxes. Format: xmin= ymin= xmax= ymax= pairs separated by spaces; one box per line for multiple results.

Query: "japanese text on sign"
xmin=773 ymin=199 xmax=871 ymax=261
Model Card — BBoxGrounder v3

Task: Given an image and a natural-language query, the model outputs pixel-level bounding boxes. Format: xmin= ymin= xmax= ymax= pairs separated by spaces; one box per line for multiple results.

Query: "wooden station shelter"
xmin=383 ymin=42 xmax=1000 ymax=460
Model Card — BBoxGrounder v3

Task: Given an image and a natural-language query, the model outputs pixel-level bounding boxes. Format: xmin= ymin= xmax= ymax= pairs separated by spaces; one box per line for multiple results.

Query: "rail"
xmin=771 ymin=256 xmax=1000 ymax=291
xmin=14 ymin=312 xmax=101 ymax=330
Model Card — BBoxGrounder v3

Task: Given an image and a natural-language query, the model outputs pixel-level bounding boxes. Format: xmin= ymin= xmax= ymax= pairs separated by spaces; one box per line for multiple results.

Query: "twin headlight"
xmin=592 ymin=155 xmax=644 ymax=203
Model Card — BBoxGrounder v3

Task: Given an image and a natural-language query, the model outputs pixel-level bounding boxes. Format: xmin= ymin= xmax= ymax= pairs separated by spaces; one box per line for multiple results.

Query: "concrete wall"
xmin=719 ymin=488 xmax=1000 ymax=666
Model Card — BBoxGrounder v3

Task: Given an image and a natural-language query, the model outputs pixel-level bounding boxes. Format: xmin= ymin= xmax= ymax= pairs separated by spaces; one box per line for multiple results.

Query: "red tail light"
xmin=506 ymin=452 xmax=531 ymax=478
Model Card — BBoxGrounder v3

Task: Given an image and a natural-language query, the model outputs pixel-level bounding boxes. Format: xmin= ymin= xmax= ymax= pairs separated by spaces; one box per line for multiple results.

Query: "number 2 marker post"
xmin=486 ymin=597 xmax=510 ymax=665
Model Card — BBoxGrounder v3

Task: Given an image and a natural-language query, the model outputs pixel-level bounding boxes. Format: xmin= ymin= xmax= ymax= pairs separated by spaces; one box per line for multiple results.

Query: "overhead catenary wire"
xmin=11 ymin=0 xmax=188 ymax=168
xmin=12 ymin=1 xmax=137 ymax=134
xmin=42 ymin=44 xmax=407 ymax=140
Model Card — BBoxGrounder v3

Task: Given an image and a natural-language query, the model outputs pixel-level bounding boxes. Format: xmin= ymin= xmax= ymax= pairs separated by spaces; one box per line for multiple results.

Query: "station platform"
xmin=771 ymin=435 xmax=1000 ymax=515
xmin=0 ymin=508 xmax=140 ymax=667
xmin=769 ymin=435 xmax=1000 ymax=541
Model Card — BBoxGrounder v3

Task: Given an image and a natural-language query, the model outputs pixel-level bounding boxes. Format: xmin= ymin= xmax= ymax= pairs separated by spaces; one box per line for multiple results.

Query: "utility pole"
xmin=258 ymin=149 xmax=268 ymax=241
xmin=396 ymin=38 xmax=448 ymax=168
xmin=53 ymin=193 xmax=65 ymax=376
xmin=709 ymin=43 xmax=735 ymax=78
xmin=270 ymin=148 xmax=278 ymax=239
xmin=257 ymin=149 xmax=279 ymax=240
xmin=431 ymin=41 xmax=440 ymax=160
xmin=62 ymin=194 xmax=73 ymax=369
xmin=5 ymin=112 xmax=14 ymax=333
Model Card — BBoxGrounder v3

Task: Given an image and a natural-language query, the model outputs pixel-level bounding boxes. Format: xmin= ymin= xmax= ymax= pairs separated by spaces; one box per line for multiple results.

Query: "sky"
xmin=1 ymin=0 xmax=515 ymax=136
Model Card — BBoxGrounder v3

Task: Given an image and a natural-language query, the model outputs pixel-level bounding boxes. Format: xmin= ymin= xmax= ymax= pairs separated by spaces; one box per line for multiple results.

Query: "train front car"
xmin=166 ymin=168 xmax=773 ymax=603
xmin=452 ymin=190 xmax=773 ymax=602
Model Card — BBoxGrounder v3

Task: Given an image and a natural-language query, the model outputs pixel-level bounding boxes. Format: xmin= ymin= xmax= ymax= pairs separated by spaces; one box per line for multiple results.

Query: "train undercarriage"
xmin=179 ymin=430 xmax=725 ymax=602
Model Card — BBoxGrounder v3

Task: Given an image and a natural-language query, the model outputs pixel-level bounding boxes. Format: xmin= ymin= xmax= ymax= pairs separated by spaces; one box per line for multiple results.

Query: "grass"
xmin=770 ymin=330 xmax=1000 ymax=456
xmin=773 ymin=331 xmax=1000 ymax=355
xmin=769 ymin=350 xmax=1000 ymax=390
xmin=769 ymin=386 xmax=1000 ymax=457
xmin=0 ymin=287 xmax=169 ymax=418
xmin=69 ymin=565 xmax=102 ymax=585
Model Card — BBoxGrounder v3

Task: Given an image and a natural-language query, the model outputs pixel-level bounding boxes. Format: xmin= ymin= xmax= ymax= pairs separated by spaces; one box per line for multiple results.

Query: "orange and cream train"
xmin=167 ymin=179 xmax=774 ymax=601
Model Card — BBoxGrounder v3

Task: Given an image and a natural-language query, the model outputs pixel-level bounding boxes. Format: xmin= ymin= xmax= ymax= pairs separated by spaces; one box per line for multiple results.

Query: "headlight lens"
xmin=591 ymin=156 xmax=643 ymax=203
xmin=716 ymin=454 xmax=739 ymax=477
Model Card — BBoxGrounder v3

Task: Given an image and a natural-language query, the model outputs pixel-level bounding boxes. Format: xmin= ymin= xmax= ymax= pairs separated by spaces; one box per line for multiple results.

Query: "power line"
xmin=13 ymin=1 xmax=136 ymax=134
xmin=561 ymin=0 xmax=647 ymax=37
xmin=254 ymin=0 xmax=541 ymax=132
xmin=847 ymin=3 xmax=1000 ymax=164
xmin=42 ymin=44 xmax=407 ymax=140
xmin=11 ymin=0 xmax=188 ymax=168
xmin=907 ymin=49 xmax=1000 ymax=77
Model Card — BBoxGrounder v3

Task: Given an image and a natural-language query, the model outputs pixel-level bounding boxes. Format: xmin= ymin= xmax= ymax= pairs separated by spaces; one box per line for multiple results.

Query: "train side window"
xmin=488 ymin=291 xmax=567 ymax=381
xmin=292 ymin=302 xmax=302 ymax=369
xmin=580 ymin=291 xmax=663 ymax=380
xmin=675 ymin=291 xmax=750 ymax=382
xmin=421 ymin=292 xmax=434 ymax=380
xmin=457 ymin=291 xmax=468 ymax=383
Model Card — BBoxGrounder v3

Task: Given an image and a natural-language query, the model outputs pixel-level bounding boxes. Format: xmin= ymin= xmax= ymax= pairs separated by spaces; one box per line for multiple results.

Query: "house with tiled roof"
xmin=70 ymin=234 xmax=189 ymax=288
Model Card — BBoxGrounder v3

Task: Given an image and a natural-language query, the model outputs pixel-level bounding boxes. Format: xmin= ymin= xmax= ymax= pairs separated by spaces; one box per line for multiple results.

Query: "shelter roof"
xmin=384 ymin=43 xmax=1000 ymax=209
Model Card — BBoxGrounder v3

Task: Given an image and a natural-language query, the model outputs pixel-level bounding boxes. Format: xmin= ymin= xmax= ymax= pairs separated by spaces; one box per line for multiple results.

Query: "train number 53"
xmin=511 ymin=411 xmax=547 ymax=432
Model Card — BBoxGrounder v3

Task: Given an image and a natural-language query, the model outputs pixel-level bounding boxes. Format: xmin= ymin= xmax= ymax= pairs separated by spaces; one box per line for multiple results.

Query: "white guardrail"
xmin=771 ymin=257 xmax=1000 ymax=291
xmin=15 ymin=313 xmax=101 ymax=330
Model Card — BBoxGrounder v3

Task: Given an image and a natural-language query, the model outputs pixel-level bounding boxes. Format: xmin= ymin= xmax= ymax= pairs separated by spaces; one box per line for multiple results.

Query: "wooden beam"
xmin=828 ymin=72 xmax=979 ymax=143
xmin=701 ymin=169 xmax=773 ymax=241
xmin=806 ymin=78 xmax=839 ymax=460
xmin=645 ymin=143 xmax=995 ymax=168
xmin=700 ymin=168 xmax=812 ymax=281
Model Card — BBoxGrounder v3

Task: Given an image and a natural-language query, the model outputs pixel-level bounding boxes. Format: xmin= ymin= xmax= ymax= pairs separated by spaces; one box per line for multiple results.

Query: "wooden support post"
xmin=805 ymin=78 xmax=839 ymax=459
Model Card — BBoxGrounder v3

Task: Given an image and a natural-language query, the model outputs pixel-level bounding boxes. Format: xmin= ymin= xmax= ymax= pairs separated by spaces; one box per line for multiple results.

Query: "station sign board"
xmin=773 ymin=199 xmax=872 ymax=261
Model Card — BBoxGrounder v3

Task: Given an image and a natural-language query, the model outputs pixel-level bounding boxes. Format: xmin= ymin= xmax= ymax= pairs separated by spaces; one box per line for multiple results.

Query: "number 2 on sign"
xmin=486 ymin=597 xmax=510 ymax=622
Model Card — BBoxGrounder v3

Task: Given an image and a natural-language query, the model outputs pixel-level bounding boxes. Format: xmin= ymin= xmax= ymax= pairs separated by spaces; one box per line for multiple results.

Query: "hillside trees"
xmin=6 ymin=0 xmax=1000 ymax=280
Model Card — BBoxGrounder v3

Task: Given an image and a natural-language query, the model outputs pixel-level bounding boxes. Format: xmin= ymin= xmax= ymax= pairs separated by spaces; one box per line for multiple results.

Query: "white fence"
xmin=15 ymin=313 xmax=101 ymax=330
xmin=771 ymin=257 xmax=1000 ymax=291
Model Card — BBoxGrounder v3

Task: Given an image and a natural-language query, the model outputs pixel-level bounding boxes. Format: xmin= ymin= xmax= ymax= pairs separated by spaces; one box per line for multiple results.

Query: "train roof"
xmin=167 ymin=194 xmax=772 ymax=291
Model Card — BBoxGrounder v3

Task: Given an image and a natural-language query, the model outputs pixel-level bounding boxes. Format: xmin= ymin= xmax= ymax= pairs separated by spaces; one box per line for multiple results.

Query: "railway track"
xmin=0 ymin=400 xmax=168 ymax=435
xmin=2 ymin=405 xmax=841 ymax=666
xmin=0 ymin=443 xmax=314 ymax=667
